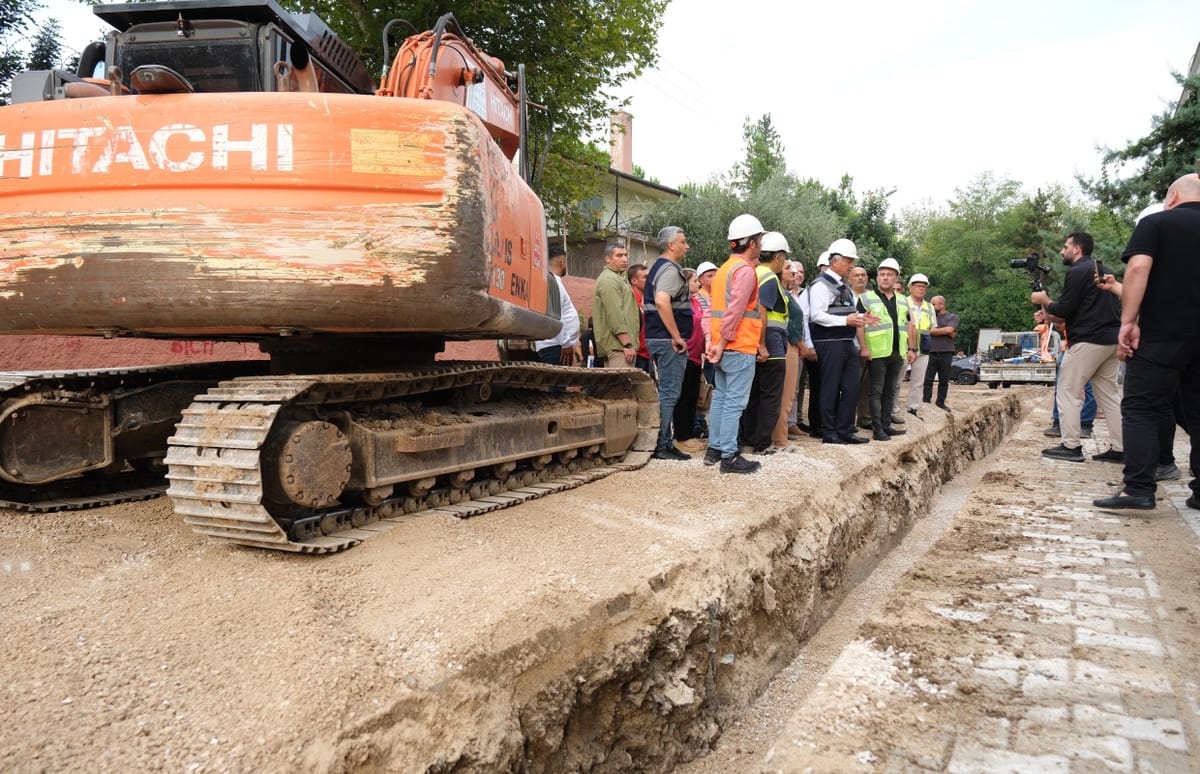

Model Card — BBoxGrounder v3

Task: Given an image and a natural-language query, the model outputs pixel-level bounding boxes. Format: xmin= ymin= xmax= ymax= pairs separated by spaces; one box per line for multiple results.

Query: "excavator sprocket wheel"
xmin=265 ymin=420 xmax=352 ymax=508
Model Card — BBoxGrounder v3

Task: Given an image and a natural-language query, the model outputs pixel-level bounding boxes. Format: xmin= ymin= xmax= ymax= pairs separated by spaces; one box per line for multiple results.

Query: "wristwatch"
xmin=622 ymin=342 xmax=633 ymax=350
xmin=908 ymin=348 xmax=918 ymax=352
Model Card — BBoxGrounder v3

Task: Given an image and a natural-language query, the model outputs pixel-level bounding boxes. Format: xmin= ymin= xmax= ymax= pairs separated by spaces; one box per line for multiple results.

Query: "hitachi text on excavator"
xmin=0 ymin=0 xmax=656 ymax=553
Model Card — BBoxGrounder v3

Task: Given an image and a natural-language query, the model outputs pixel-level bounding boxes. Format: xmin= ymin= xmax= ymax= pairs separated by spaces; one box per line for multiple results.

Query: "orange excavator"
xmin=0 ymin=0 xmax=655 ymax=552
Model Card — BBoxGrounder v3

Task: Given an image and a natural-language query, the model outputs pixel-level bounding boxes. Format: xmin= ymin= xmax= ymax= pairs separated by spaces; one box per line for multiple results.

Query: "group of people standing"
xmin=545 ymin=174 xmax=1200 ymax=505
xmin=586 ymin=214 xmax=959 ymax=475
xmin=1030 ymin=173 xmax=1200 ymax=514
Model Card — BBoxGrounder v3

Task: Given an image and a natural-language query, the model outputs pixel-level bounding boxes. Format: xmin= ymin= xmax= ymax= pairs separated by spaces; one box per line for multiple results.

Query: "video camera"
xmin=1010 ymin=252 xmax=1051 ymax=291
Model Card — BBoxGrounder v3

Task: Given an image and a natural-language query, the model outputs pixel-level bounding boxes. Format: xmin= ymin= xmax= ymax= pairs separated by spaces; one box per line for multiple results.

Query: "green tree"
xmin=732 ymin=113 xmax=786 ymax=194
xmin=1082 ymin=70 xmax=1200 ymax=217
xmin=637 ymin=171 xmax=841 ymax=277
xmin=914 ymin=173 xmax=1037 ymax=352
xmin=539 ymin=135 xmax=608 ymax=239
xmin=289 ymin=0 xmax=667 ymax=221
xmin=821 ymin=175 xmax=913 ymax=268
xmin=27 ymin=18 xmax=63 ymax=71
xmin=1 ymin=0 xmax=41 ymax=105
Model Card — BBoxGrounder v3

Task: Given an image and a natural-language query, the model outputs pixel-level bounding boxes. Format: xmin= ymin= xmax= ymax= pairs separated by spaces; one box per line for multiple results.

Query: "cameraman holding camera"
xmin=1031 ymin=232 xmax=1124 ymax=463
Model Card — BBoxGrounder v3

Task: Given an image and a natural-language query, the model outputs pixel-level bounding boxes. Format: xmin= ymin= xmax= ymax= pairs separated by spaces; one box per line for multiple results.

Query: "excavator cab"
xmin=11 ymin=0 xmax=373 ymax=103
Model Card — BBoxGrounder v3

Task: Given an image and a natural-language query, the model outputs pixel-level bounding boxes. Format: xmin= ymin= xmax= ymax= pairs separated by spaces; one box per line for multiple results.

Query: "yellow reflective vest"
xmin=861 ymin=290 xmax=910 ymax=359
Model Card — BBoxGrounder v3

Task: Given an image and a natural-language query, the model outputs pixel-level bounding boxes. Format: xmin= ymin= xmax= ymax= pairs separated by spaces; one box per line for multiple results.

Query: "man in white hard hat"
xmin=808 ymin=238 xmax=875 ymax=444
xmin=645 ymin=226 xmax=694 ymax=461
xmin=705 ymin=214 xmax=767 ymax=474
xmin=739 ymin=232 xmax=791 ymax=454
xmin=904 ymin=273 xmax=934 ymax=418
xmin=859 ymin=258 xmax=913 ymax=440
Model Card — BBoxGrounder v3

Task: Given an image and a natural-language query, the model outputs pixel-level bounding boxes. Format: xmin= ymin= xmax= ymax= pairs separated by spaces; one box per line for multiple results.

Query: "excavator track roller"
xmin=262 ymin=420 xmax=352 ymax=508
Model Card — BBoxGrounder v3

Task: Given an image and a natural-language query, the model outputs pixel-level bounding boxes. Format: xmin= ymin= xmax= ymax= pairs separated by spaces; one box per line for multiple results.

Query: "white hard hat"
xmin=877 ymin=257 xmax=901 ymax=273
xmin=760 ymin=231 xmax=790 ymax=253
xmin=1136 ymin=202 xmax=1164 ymax=224
xmin=826 ymin=238 xmax=859 ymax=261
xmin=816 ymin=251 xmax=831 ymax=268
xmin=727 ymin=213 xmax=765 ymax=241
xmin=908 ymin=273 xmax=929 ymax=286
xmin=696 ymin=260 xmax=718 ymax=276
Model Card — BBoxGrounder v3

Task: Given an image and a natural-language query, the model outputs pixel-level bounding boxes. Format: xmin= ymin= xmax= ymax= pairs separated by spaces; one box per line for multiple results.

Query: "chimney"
xmin=609 ymin=111 xmax=633 ymax=175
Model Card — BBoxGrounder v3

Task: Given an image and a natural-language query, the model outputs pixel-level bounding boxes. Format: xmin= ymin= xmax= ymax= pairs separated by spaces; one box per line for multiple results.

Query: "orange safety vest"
xmin=710 ymin=255 xmax=763 ymax=355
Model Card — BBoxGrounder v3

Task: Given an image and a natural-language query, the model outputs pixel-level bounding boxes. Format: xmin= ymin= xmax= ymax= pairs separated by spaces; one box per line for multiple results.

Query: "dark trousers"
xmin=805 ymin=357 xmax=822 ymax=434
xmin=674 ymin=360 xmax=701 ymax=441
xmin=869 ymin=353 xmax=904 ymax=432
xmin=1161 ymin=390 xmax=1188 ymax=466
xmin=537 ymin=345 xmax=565 ymax=393
xmin=1120 ymin=340 xmax=1200 ymax=498
xmin=740 ymin=358 xmax=786 ymax=450
xmin=856 ymin=357 xmax=871 ymax=425
xmin=536 ymin=345 xmax=561 ymax=365
xmin=815 ymin=339 xmax=860 ymax=441
xmin=924 ymin=351 xmax=953 ymax=405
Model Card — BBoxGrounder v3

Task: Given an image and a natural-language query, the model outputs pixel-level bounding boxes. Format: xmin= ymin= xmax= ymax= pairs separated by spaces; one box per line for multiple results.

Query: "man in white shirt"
xmin=534 ymin=246 xmax=581 ymax=365
xmin=808 ymin=239 xmax=875 ymax=444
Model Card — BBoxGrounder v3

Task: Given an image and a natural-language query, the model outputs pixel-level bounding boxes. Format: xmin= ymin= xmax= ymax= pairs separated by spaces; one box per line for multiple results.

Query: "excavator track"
xmin=166 ymin=363 xmax=658 ymax=554
xmin=0 ymin=362 xmax=268 ymax=511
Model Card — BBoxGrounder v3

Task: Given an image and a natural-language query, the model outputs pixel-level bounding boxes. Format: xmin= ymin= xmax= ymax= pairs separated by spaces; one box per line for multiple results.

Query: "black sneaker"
xmin=907 ymin=408 xmax=921 ymax=419
xmin=1092 ymin=448 xmax=1124 ymax=464
xmin=1080 ymin=426 xmax=1093 ymax=439
xmin=1043 ymin=424 xmax=1061 ymax=437
xmin=1186 ymin=494 xmax=1200 ymax=510
xmin=884 ymin=427 xmax=906 ymax=436
xmin=720 ymin=453 xmax=761 ymax=474
xmin=1155 ymin=463 xmax=1182 ymax=481
xmin=936 ymin=403 xmax=952 ymax=412
xmin=1093 ymin=490 xmax=1155 ymax=510
xmin=840 ymin=435 xmax=870 ymax=444
xmin=1042 ymin=444 xmax=1084 ymax=462
xmin=872 ymin=430 xmax=891 ymax=441
xmin=703 ymin=447 xmax=721 ymax=466
xmin=653 ymin=445 xmax=691 ymax=461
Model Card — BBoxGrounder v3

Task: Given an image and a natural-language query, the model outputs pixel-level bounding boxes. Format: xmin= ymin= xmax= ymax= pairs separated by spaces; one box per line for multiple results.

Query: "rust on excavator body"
xmin=0 ymin=92 xmax=552 ymax=340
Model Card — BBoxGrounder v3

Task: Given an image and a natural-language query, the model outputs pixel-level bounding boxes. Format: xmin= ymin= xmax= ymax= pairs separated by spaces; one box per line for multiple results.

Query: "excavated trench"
xmin=310 ymin=391 xmax=1024 ymax=773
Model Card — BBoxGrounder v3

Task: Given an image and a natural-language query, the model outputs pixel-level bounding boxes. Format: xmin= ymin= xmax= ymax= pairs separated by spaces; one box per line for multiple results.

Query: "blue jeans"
xmin=647 ymin=339 xmax=687 ymax=449
xmin=708 ymin=350 xmax=756 ymax=458
xmin=1052 ymin=349 xmax=1096 ymax=426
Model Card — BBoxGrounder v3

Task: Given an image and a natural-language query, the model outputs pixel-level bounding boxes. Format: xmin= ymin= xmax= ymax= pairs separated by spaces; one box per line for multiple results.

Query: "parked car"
xmin=952 ymin=354 xmax=979 ymax=385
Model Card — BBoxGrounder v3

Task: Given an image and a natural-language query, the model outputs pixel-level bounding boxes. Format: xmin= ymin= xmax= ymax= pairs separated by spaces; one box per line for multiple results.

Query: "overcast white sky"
xmin=35 ymin=0 xmax=1200 ymax=212
xmin=620 ymin=0 xmax=1200 ymax=209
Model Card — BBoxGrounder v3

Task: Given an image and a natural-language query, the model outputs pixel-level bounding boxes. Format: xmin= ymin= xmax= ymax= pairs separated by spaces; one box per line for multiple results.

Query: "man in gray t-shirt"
xmin=923 ymin=295 xmax=959 ymax=410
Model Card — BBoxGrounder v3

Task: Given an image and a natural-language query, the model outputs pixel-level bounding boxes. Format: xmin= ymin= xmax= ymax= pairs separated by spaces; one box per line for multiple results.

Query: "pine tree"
xmin=733 ymin=114 xmax=787 ymax=195
xmin=27 ymin=18 xmax=63 ymax=71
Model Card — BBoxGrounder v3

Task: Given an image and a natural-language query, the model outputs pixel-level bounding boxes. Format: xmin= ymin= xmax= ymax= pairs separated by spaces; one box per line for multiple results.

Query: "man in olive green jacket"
xmin=592 ymin=241 xmax=640 ymax=368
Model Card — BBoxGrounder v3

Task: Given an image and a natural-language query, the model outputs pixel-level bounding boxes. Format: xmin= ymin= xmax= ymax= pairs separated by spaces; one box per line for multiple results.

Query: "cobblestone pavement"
xmin=761 ymin=405 xmax=1200 ymax=772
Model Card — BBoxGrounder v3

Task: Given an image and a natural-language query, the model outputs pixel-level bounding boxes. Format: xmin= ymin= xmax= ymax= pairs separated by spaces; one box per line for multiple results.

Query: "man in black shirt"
xmin=1031 ymin=232 xmax=1123 ymax=463
xmin=1095 ymin=174 xmax=1200 ymax=510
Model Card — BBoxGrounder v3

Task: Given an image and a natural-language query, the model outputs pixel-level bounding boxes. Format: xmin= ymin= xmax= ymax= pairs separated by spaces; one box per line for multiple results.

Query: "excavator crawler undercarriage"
xmin=166 ymin=363 xmax=658 ymax=553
